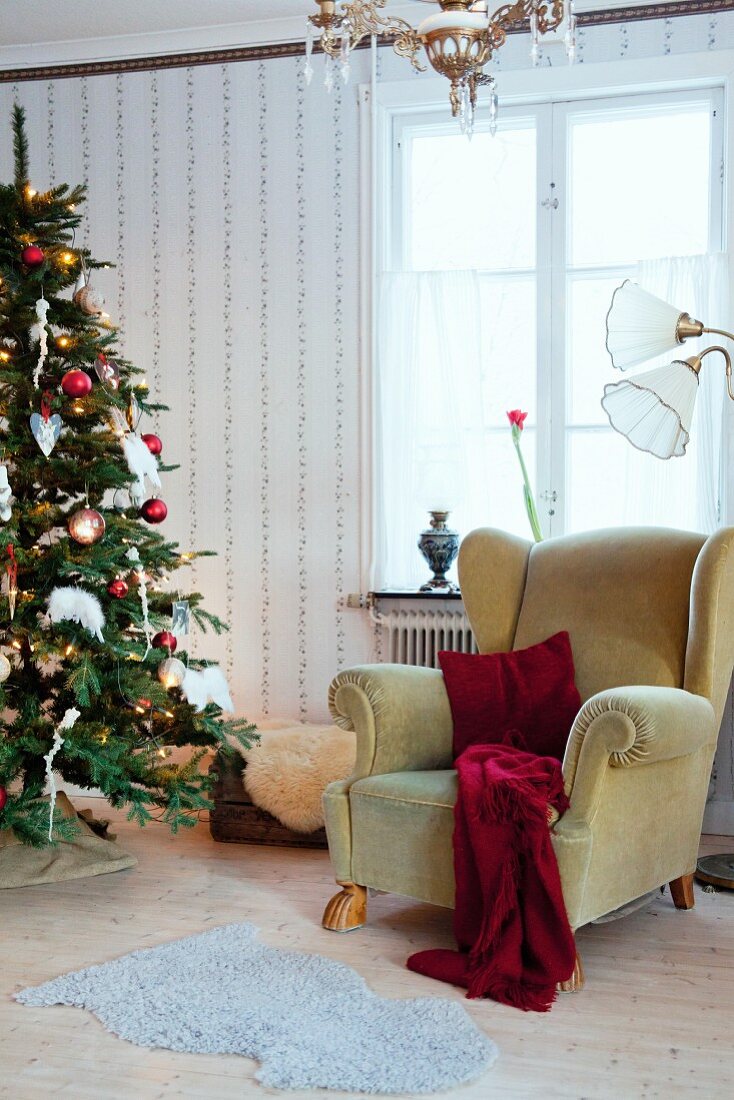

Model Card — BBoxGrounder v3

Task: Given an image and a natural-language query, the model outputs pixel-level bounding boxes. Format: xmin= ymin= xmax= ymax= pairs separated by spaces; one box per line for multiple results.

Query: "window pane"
xmin=479 ymin=276 xmax=536 ymax=426
xmin=567 ymin=274 xmax=628 ymax=425
xmin=408 ymin=123 xmax=536 ymax=271
xmin=452 ymin=428 xmax=539 ymax=543
xmin=569 ymin=104 xmax=711 ymax=266
xmin=566 ymin=429 xmax=699 ymax=535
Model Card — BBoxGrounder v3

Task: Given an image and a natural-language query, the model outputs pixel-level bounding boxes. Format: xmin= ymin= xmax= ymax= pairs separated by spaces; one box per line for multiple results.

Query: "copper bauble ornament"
xmin=68 ymin=507 xmax=105 ymax=545
xmin=21 ymin=244 xmax=44 ymax=268
xmin=141 ymin=433 xmax=163 ymax=456
xmin=107 ymin=578 xmax=129 ymax=599
xmin=61 ymin=369 xmax=92 ymax=398
xmin=158 ymin=657 xmax=186 ymax=689
xmin=152 ymin=630 xmax=177 ymax=652
xmin=73 ymin=272 xmax=106 ymax=316
xmin=140 ymin=497 xmax=167 ymax=524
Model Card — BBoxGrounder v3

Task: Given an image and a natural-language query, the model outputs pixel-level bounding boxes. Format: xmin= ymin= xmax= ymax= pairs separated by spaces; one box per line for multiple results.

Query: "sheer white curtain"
xmin=618 ymin=253 xmax=729 ymax=534
xmin=373 ymin=271 xmax=484 ymax=590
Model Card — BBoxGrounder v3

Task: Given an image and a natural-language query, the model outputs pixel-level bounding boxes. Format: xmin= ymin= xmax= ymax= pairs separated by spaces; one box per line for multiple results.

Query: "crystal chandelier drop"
xmin=305 ymin=1 xmax=576 ymax=135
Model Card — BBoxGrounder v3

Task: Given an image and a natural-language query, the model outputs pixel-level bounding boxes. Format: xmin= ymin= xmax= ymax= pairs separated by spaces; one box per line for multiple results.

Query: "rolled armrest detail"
xmin=567 ymin=685 xmax=714 ymax=772
xmin=561 ymin=686 xmax=715 ymax=824
xmin=328 ymin=664 xmax=454 ymax=777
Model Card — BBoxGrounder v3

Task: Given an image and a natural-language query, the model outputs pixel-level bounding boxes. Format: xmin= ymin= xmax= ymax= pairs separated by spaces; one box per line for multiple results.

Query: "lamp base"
xmin=695 ymin=852 xmax=734 ymax=890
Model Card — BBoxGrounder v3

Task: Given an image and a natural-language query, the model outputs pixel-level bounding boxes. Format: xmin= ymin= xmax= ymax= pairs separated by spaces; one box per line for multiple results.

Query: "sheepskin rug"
xmin=16 ymin=922 xmax=498 ymax=1093
xmin=243 ymin=724 xmax=355 ymax=833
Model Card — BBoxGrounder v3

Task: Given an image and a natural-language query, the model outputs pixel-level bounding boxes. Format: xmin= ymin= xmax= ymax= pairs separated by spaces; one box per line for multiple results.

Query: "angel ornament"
xmin=181 ymin=666 xmax=233 ymax=713
xmin=123 ymin=433 xmax=162 ymax=506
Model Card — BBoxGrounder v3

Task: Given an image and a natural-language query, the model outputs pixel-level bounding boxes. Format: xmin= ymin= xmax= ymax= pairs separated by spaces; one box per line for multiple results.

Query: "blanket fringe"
xmin=468 ymin=975 xmax=558 ymax=1012
xmin=469 ymin=850 xmax=518 ymax=963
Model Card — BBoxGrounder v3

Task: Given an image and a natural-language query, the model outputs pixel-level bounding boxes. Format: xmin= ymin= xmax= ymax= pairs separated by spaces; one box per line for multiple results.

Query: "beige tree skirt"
xmin=0 ymin=791 xmax=137 ymax=889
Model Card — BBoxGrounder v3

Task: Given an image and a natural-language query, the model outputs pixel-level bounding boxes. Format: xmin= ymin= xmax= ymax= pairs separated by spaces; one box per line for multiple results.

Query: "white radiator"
xmin=380 ymin=609 xmax=478 ymax=669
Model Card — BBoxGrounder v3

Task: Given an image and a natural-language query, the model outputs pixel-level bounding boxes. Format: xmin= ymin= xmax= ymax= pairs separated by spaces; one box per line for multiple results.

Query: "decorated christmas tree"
xmin=0 ymin=106 xmax=255 ymax=847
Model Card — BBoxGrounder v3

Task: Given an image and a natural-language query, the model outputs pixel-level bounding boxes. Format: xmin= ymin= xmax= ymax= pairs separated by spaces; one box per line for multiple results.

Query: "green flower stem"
xmin=512 ymin=428 xmax=543 ymax=543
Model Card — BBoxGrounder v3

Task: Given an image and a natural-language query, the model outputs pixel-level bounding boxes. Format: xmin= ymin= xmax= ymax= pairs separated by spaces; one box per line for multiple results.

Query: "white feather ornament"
xmin=125 ymin=546 xmax=153 ymax=654
xmin=44 ymin=706 xmax=81 ymax=840
xmin=32 ymin=296 xmax=49 ymax=389
xmin=122 ymin=433 xmax=162 ymax=506
xmin=0 ymin=465 xmax=13 ymax=522
xmin=47 ymin=587 xmax=105 ymax=642
xmin=181 ymin=666 xmax=233 ymax=713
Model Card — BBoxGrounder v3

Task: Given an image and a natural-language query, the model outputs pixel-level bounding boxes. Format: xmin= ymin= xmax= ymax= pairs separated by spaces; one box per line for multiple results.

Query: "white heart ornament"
xmin=30 ymin=412 xmax=62 ymax=457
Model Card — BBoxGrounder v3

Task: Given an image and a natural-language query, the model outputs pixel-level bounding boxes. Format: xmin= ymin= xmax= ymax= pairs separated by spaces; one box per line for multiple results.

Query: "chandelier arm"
xmin=314 ymin=1 xmax=426 ymax=72
xmin=535 ymin=0 xmax=566 ymax=35
xmin=485 ymin=0 xmax=565 ymax=53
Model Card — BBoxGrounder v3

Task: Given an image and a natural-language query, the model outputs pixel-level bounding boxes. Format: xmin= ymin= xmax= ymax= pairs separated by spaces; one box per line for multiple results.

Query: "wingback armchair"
xmin=322 ymin=527 xmax=734 ymax=988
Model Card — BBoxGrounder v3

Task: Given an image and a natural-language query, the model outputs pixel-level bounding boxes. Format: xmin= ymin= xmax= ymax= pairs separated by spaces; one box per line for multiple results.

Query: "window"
xmin=379 ymin=86 xmax=725 ymax=585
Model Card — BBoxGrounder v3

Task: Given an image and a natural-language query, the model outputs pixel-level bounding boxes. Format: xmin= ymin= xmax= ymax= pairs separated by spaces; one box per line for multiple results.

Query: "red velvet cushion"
xmin=439 ymin=632 xmax=581 ymax=761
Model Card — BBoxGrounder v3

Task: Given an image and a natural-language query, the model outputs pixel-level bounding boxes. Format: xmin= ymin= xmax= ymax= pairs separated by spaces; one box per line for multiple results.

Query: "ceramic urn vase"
xmin=418 ymin=510 xmax=460 ymax=592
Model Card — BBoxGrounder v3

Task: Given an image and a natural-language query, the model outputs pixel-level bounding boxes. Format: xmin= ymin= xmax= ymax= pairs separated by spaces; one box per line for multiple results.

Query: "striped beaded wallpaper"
xmin=1 ymin=55 xmax=374 ymax=724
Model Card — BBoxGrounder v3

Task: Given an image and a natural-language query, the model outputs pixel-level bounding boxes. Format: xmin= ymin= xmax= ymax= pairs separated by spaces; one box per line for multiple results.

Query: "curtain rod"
xmin=1 ymin=2 xmax=731 ymax=84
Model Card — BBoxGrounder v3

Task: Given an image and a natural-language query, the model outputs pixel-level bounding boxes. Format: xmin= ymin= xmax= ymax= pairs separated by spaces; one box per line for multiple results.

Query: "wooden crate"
xmin=208 ymin=753 xmax=328 ymax=849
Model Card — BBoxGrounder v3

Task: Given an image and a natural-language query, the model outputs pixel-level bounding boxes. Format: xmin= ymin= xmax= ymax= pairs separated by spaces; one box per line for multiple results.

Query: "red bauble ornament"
xmin=0 ymin=786 xmax=6 ymax=812
xmin=141 ymin=433 xmax=163 ymax=456
xmin=152 ymin=630 xmax=177 ymax=652
xmin=107 ymin=578 xmax=129 ymax=599
xmin=140 ymin=497 xmax=167 ymax=524
xmin=61 ymin=369 xmax=93 ymax=398
xmin=21 ymin=244 xmax=45 ymax=268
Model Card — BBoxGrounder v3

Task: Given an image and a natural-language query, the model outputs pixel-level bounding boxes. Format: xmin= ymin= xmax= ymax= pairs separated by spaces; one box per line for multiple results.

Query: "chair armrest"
xmin=328 ymin=664 xmax=454 ymax=778
xmin=558 ymin=685 xmax=716 ymax=827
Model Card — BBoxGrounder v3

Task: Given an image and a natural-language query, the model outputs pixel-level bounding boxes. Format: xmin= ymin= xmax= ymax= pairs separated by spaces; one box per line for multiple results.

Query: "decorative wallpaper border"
xmin=1 ymin=3 xmax=731 ymax=83
xmin=221 ymin=63 xmax=235 ymax=683
xmin=257 ymin=60 xmax=272 ymax=718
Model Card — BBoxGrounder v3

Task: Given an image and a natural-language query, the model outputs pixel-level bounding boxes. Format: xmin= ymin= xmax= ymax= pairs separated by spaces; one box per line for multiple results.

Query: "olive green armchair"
xmin=321 ymin=527 xmax=734 ymax=989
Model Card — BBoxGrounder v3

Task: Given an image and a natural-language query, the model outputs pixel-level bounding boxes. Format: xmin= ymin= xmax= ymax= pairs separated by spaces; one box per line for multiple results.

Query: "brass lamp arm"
xmin=703 ymin=326 xmax=734 ymax=344
xmin=697 ymin=345 xmax=734 ymax=401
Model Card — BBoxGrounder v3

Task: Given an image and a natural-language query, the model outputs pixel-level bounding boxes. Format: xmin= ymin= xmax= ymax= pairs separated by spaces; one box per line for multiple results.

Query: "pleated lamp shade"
xmin=601 ymin=360 xmax=699 ymax=459
xmin=606 ymin=280 xmax=686 ymax=371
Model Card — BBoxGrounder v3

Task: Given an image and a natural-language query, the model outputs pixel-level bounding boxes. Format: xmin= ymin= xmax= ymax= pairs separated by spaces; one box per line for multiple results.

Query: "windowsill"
xmin=370 ymin=589 xmax=463 ymax=601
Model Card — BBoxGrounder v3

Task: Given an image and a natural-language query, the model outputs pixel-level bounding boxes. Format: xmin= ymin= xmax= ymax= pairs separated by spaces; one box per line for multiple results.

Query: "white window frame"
xmin=359 ymin=50 xmax=734 ymax=589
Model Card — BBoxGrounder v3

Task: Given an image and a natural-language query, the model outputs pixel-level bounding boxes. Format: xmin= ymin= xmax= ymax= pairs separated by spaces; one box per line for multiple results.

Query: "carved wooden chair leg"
xmin=558 ymin=948 xmax=585 ymax=993
xmin=322 ymin=882 xmax=368 ymax=932
xmin=669 ymin=872 xmax=695 ymax=910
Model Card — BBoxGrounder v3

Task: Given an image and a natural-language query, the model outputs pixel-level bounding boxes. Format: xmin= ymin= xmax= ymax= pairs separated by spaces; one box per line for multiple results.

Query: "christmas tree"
xmin=0 ymin=106 xmax=255 ymax=847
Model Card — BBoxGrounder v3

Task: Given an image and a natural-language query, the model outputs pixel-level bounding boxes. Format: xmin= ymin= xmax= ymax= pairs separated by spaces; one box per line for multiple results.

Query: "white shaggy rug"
xmin=244 ymin=724 xmax=355 ymax=833
xmin=16 ymin=923 xmax=497 ymax=1094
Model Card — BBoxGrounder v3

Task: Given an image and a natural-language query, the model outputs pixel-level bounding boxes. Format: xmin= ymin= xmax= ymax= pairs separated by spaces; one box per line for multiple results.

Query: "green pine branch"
xmin=0 ymin=107 xmax=259 ymax=847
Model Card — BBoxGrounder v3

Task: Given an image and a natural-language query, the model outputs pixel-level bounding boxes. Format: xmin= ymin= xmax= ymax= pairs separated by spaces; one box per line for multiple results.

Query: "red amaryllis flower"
xmin=506 ymin=409 xmax=528 ymax=430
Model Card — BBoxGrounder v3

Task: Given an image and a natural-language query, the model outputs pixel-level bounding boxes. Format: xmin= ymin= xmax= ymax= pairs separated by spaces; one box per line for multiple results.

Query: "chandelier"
xmin=305 ymin=1 xmax=576 ymax=133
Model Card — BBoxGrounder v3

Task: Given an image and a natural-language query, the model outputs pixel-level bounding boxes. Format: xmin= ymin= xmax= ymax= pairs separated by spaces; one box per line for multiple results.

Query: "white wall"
xmin=3 ymin=7 xmax=734 ymax=827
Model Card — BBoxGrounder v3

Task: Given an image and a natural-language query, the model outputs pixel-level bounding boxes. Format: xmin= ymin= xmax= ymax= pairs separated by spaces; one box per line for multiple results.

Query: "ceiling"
xmin=0 ymin=1 xmax=679 ymax=69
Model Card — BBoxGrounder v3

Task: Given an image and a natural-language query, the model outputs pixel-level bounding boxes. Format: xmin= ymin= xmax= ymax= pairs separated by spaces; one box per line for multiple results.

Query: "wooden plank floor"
xmin=1 ymin=802 xmax=732 ymax=1100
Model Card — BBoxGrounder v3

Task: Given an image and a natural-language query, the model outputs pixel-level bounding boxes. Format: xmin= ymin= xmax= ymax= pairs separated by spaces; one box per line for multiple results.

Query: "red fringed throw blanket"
xmin=407 ymin=742 xmax=576 ymax=1012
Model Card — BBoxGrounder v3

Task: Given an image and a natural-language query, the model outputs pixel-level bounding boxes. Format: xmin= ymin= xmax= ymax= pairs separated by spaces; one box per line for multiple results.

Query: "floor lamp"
xmin=603 ymin=279 xmax=734 ymax=889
